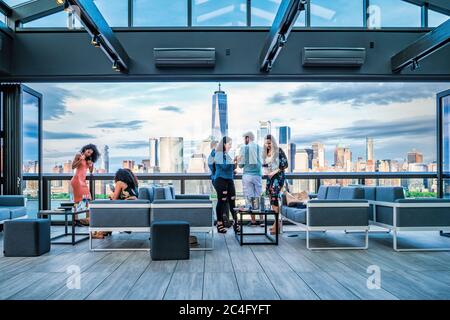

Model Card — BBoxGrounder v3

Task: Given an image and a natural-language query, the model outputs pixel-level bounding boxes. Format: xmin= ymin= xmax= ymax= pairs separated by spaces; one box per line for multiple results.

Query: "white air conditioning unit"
xmin=302 ymin=47 xmax=366 ymax=67
xmin=154 ymin=48 xmax=216 ymax=68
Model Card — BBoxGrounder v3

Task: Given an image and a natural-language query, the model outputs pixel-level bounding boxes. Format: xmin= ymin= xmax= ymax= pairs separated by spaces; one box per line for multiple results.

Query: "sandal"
xmin=91 ymin=231 xmax=105 ymax=239
xmin=233 ymin=222 xmax=241 ymax=235
xmin=217 ymin=224 xmax=227 ymax=234
xmin=269 ymin=225 xmax=280 ymax=235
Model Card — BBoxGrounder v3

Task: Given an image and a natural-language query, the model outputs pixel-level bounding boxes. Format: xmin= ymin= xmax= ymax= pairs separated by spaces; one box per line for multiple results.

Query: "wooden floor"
xmin=1 ymin=225 xmax=450 ymax=300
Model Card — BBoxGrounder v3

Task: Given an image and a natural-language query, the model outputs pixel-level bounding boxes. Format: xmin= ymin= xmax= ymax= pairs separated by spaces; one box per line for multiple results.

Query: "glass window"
xmin=22 ymin=91 xmax=40 ymax=218
xmin=93 ymin=0 xmax=128 ymax=27
xmin=369 ymin=0 xmax=421 ymax=28
xmin=3 ymin=0 xmax=35 ymax=7
xmin=0 ymin=13 xmax=6 ymax=24
xmin=251 ymin=0 xmax=305 ymax=27
xmin=310 ymin=0 xmax=364 ymax=27
xmin=23 ymin=11 xmax=83 ymax=28
xmin=133 ymin=0 xmax=187 ymax=26
xmin=192 ymin=0 xmax=247 ymax=26
xmin=428 ymin=9 xmax=449 ymax=28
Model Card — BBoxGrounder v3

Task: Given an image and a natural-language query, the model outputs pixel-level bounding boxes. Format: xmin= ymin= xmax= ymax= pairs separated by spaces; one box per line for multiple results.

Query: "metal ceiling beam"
xmin=259 ymin=0 xmax=306 ymax=72
xmin=0 ymin=1 xmax=12 ymax=16
xmin=67 ymin=0 xmax=130 ymax=73
xmin=391 ymin=18 xmax=450 ymax=72
xmin=10 ymin=0 xmax=63 ymax=24
xmin=402 ymin=0 xmax=450 ymax=15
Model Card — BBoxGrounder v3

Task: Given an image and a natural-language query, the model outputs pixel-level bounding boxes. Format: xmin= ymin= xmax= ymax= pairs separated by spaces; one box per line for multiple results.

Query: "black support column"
xmin=1 ymin=84 xmax=22 ymax=195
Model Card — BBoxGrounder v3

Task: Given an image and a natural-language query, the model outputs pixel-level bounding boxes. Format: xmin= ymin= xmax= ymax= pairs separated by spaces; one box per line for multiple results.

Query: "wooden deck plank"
xmin=163 ymin=272 xmax=203 ymax=300
xmin=47 ymin=272 xmax=111 ymax=300
xmin=203 ymin=272 xmax=241 ymax=300
xmin=297 ymin=271 xmax=359 ymax=300
xmin=265 ymin=271 xmax=319 ymax=300
xmin=126 ymin=271 xmax=172 ymax=300
xmin=235 ymin=273 xmax=280 ymax=300
xmin=86 ymin=252 xmax=150 ymax=300
xmin=9 ymin=272 xmax=69 ymax=300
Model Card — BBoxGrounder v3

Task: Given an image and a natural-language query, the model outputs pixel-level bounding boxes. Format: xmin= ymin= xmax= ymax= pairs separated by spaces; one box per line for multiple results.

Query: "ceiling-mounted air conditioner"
xmin=154 ymin=48 xmax=216 ymax=68
xmin=302 ymin=47 xmax=366 ymax=67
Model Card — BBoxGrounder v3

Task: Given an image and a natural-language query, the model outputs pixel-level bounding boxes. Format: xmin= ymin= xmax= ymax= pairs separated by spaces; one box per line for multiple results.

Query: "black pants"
xmin=213 ymin=178 xmax=237 ymax=223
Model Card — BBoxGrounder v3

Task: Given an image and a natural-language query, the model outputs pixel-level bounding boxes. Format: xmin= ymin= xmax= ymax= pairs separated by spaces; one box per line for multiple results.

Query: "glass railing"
xmin=22 ymin=172 xmax=439 ymax=218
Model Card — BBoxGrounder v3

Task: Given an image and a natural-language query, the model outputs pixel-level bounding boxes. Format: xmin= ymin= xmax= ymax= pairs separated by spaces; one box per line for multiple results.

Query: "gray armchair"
xmin=0 ymin=195 xmax=27 ymax=227
xmin=140 ymin=186 xmax=214 ymax=250
xmin=366 ymin=186 xmax=450 ymax=251
xmin=89 ymin=200 xmax=152 ymax=251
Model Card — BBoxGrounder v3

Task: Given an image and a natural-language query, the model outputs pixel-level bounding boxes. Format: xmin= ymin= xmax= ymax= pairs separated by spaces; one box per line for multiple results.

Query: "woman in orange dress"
xmin=70 ymin=144 xmax=100 ymax=225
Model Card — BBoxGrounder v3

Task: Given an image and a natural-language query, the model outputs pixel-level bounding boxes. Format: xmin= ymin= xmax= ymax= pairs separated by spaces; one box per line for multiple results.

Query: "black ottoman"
xmin=151 ymin=221 xmax=190 ymax=261
xmin=3 ymin=219 xmax=51 ymax=257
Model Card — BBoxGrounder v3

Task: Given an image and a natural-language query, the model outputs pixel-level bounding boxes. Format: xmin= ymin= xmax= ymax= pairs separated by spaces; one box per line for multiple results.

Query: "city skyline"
xmin=31 ymin=82 xmax=449 ymax=172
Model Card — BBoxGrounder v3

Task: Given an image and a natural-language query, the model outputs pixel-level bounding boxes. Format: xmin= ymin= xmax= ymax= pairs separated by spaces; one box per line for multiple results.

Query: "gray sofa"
xmin=282 ymin=186 xmax=370 ymax=250
xmin=363 ymin=186 xmax=450 ymax=251
xmin=0 ymin=196 xmax=28 ymax=230
xmin=282 ymin=185 xmax=450 ymax=251
xmin=89 ymin=186 xmax=213 ymax=251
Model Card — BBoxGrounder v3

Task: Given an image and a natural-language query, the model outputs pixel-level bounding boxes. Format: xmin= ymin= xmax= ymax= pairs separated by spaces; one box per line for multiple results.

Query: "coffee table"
xmin=234 ymin=209 xmax=279 ymax=246
xmin=38 ymin=208 xmax=90 ymax=245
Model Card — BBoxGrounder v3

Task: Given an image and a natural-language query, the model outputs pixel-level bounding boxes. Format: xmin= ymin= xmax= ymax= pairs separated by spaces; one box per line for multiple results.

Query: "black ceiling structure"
xmin=259 ymin=0 xmax=306 ymax=72
xmin=392 ymin=18 xmax=450 ymax=72
xmin=0 ymin=0 xmax=448 ymax=82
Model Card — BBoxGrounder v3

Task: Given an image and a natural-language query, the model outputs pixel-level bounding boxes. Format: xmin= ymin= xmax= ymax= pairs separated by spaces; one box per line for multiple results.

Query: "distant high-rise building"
xmin=159 ymin=137 xmax=184 ymax=173
xmin=123 ymin=160 xmax=135 ymax=170
xmin=257 ymin=121 xmax=271 ymax=146
xmin=312 ymin=142 xmax=325 ymax=168
xmin=278 ymin=126 xmax=291 ymax=145
xmin=304 ymin=148 xmax=314 ymax=169
xmin=294 ymin=150 xmax=309 ymax=172
xmin=211 ymin=83 xmax=228 ymax=140
xmin=366 ymin=137 xmax=374 ymax=162
xmin=277 ymin=126 xmax=292 ymax=171
xmin=407 ymin=149 xmax=424 ymax=164
xmin=334 ymin=144 xmax=352 ymax=170
xmin=289 ymin=142 xmax=296 ymax=172
xmin=52 ymin=164 xmax=63 ymax=188
xmin=149 ymin=138 xmax=159 ymax=170
xmin=102 ymin=145 xmax=110 ymax=172
xmin=141 ymin=159 xmax=151 ymax=173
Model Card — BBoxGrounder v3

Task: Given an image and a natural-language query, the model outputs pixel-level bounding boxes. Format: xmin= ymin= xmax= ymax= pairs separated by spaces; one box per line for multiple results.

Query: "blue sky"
xmin=24 ymin=82 xmax=449 ymax=172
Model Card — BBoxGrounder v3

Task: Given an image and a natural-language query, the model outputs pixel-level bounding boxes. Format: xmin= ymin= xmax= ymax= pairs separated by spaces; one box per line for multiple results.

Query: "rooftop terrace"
xmin=1 ymin=227 xmax=450 ymax=300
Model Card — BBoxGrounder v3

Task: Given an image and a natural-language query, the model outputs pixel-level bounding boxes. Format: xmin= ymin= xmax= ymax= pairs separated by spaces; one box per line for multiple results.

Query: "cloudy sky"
xmin=23 ymin=82 xmax=449 ymax=172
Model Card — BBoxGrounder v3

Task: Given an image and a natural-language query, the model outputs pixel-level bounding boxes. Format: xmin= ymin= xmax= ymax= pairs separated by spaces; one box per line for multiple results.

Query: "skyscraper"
xmin=294 ymin=149 xmax=309 ymax=172
xmin=312 ymin=142 xmax=325 ymax=169
xmin=277 ymin=126 xmax=292 ymax=171
xmin=211 ymin=83 xmax=228 ymax=140
xmin=407 ymin=149 xmax=424 ymax=164
xmin=366 ymin=137 xmax=374 ymax=162
xmin=102 ymin=145 xmax=110 ymax=173
xmin=149 ymin=138 xmax=159 ymax=171
xmin=278 ymin=126 xmax=291 ymax=145
xmin=289 ymin=142 xmax=296 ymax=172
xmin=257 ymin=120 xmax=271 ymax=146
xmin=123 ymin=160 xmax=135 ymax=170
xmin=159 ymin=137 xmax=184 ymax=173
xmin=334 ymin=144 xmax=352 ymax=170
xmin=304 ymin=148 xmax=314 ymax=169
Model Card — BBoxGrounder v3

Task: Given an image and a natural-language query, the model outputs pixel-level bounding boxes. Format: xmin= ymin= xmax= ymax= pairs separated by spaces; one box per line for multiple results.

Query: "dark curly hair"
xmin=80 ymin=144 xmax=100 ymax=163
xmin=115 ymin=168 xmax=137 ymax=191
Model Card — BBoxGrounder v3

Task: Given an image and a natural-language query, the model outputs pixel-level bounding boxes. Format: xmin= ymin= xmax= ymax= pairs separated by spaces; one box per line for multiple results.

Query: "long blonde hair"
xmin=262 ymin=134 xmax=279 ymax=161
xmin=216 ymin=136 xmax=232 ymax=153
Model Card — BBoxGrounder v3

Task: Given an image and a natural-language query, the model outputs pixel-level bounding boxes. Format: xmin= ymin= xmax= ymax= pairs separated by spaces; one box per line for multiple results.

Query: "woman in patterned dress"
xmin=262 ymin=134 xmax=288 ymax=234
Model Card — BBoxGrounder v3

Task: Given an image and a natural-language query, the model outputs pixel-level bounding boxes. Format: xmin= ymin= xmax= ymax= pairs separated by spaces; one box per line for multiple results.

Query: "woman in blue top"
xmin=211 ymin=136 xmax=240 ymax=234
